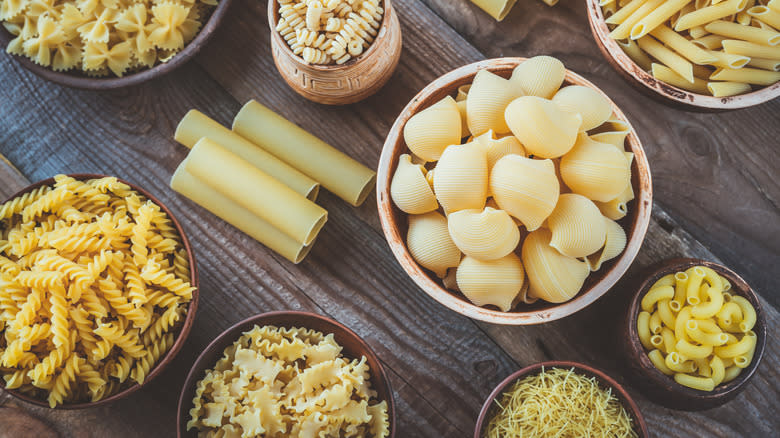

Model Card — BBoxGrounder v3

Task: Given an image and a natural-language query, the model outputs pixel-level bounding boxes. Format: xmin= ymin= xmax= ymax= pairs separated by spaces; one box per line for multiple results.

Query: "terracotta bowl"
xmin=622 ymin=258 xmax=767 ymax=411
xmin=176 ymin=311 xmax=396 ymax=437
xmin=268 ymin=0 xmax=402 ymax=105
xmin=0 ymin=0 xmax=232 ymax=90
xmin=474 ymin=361 xmax=649 ymax=437
xmin=586 ymin=0 xmax=780 ymax=111
xmin=0 ymin=174 xmax=199 ymax=408
xmin=377 ymin=57 xmax=653 ymax=325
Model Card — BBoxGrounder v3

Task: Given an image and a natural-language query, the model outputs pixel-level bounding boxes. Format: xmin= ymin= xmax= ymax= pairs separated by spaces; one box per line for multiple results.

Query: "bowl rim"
xmin=267 ymin=0 xmax=394 ymax=71
xmin=473 ymin=360 xmax=649 ymax=438
xmin=586 ymin=0 xmax=780 ymax=110
xmin=377 ymin=57 xmax=653 ymax=325
xmin=0 ymin=173 xmax=199 ymax=409
xmin=0 ymin=0 xmax=233 ymax=90
xmin=175 ymin=310 xmax=396 ymax=438
xmin=625 ymin=257 xmax=767 ymax=401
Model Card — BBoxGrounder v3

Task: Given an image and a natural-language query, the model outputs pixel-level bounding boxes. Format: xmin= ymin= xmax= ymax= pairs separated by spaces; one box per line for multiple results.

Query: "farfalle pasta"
xmin=390 ymin=56 xmax=636 ymax=311
xmin=188 ymin=325 xmax=390 ymax=438
xmin=1 ymin=0 xmax=217 ymax=77
xmin=0 ymin=174 xmax=193 ymax=407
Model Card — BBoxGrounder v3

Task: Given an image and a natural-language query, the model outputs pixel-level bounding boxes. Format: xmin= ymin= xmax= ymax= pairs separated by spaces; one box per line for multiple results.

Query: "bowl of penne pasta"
xmin=588 ymin=0 xmax=780 ymax=111
xmin=623 ymin=258 xmax=766 ymax=410
xmin=0 ymin=174 xmax=199 ymax=408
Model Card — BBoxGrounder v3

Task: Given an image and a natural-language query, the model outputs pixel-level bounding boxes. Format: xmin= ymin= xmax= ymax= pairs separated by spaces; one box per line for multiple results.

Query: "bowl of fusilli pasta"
xmin=0 ymin=174 xmax=199 ymax=408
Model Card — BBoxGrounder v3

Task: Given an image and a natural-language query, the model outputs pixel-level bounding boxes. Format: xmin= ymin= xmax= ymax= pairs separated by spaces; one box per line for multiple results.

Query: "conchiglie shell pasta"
xmin=590 ymin=117 xmax=631 ymax=148
xmin=433 ymin=142 xmax=488 ymax=214
xmin=456 ymin=254 xmax=525 ymax=312
xmin=552 ymin=85 xmax=613 ymax=131
xmin=504 ymin=96 xmax=583 ymax=159
xmin=466 ymin=69 xmax=524 ymax=136
xmin=509 ymin=56 xmax=567 ymax=99
xmin=490 ymin=155 xmax=559 ymax=231
xmin=522 ymin=228 xmax=590 ymax=303
xmin=456 ymin=84 xmax=471 ymax=102
xmin=447 ymin=207 xmax=520 ymax=260
xmin=594 ymin=152 xmax=635 ymax=220
xmin=407 ymin=212 xmax=462 ymax=278
xmin=455 ymin=99 xmax=471 ymax=139
xmin=390 ymin=154 xmax=438 ymax=214
xmin=475 ymin=131 xmax=526 ymax=172
xmin=403 ymin=96 xmax=462 ymax=162
xmin=547 ymin=193 xmax=608 ymax=258
xmin=586 ymin=217 xmax=627 ymax=271
xmin=560 ymin=133 xmax=630 ymax=202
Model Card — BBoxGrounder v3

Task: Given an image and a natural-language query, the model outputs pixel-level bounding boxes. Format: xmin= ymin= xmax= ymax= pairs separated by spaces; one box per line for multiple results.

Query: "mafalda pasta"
xmin=187 ymin=325 xmax=390 ymax=438
xmin=391 ymin=56 xmax=634 ymax=312
xmin=276 ymin=0 xmax=384 ymax=65
xmin=0 ymin=175 xmax=194 ymax=407
xmin=0 ymin=0 xmax=218 ymax=77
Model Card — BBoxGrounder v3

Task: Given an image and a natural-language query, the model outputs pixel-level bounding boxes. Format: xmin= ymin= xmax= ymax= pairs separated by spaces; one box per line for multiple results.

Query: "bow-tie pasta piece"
xmin=509 ymin=55 xmax=566 ymax=99
xmin=447 ymin=207 xmax=520 ymax=260
xmin=456 ymin=253 xmax=525 ymax=312
xmin=390 ymin=154 xmax=438 ymax=214
xmin=433 ymin=142 xmax=488 ymax=214
xmin=546 ymin=193 xmax=608 ymax=258
xmin=466 ymin=69 xmax=524 ymax=136
xmin=406 ymin=212 xmax=461 ymax=278
xmin=552 ymin=85 xmax=613 ymax=131
xmin=403 ymin=96 xmax=462 ymax=162
xmin=83 ymin=41 xmax=133 ymax=77
xmin=148 ymin=3 xmax=189 ymax=50
xmin=22 ymin=15 xmax=66 ymax=66
xmin=505 ymin=96 xmax=582 ymax=159
xmin=595 ymin=151 xmax=635 ymax=220
xmin=522 ymin=228 xmax=590 ymax=303
xmin=490 ymin=155 xmax=559 ymax=231
xmin=560 ymin=133 xmax=630 ymax=202
xmin=53 ymin=41 xmax=83 ymax=71
xmin=586 ymin=217 xmax=627 ymax=271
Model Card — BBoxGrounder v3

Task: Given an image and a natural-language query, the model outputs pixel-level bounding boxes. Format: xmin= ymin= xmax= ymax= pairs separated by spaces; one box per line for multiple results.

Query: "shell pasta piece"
xmin=390 ymin=154 xmax=438 ymax=214
xmin=432 ymin=142 xmax=488 ymax=213
xmin=560 ymin=133 xmax=630 ymax=202
xmin=490 ymin=155 xmax=560 ymax=231
xmin=504 ymin=96 xmax=583 ymax=159
xmin=546 ymin=193 xmax=608 ymax=258
xmin=403 ymin=96 xmax=462 ymax=162
xmin=406 ymin=212 xmax=461 ymax=278
xmin=586 ymin=217 xmax=627 ymax=271
xmin=552 ymin=85 xmax=613 ymax=131
xmin=447 ymin=207 xmax=520 ymax=260
xmin=522 ymin=228 xmax=590 ymax=303
xmin=456 ymin=254 xmax=525 ymax=311
xmin=466 ymin=69 xmax=524 ymax=136
xmin=474 ymin=130 xmax=527 ymax=172
xmin=509 ymin=55 xmax=566 ymax=98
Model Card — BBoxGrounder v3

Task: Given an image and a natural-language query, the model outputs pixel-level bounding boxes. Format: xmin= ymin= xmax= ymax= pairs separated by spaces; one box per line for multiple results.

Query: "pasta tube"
xmin=711 ymin=66 xmax=780 ymax=84
xmin=470 ymin=0 xmax=519 ymax=19
xmin=638 ymin=36 xmax=696 ymax=81
xmin=610 ymin=0 xmax=667 ymax=39
xmin=675 ymin=0 xmax=750 ymax=31
xmin=722 ymin=39 xmax=780 ymax=58
xmin=186 ymin=138 xmax=328 ymax=246
xmin=170 ymin=164 xmax=314 ymax=264
xmin=607 ymin=0 xmax=653 ymax=25
xmin=747 ymin=5 xmax=780 ymax=28
xmin=619 ymin=39 xmax=654 ymax=70
xmin=674 ymin=373 xmax=715 ymax=391
xmin=174 ymin=110 xmax=320 ymax=200
xmin=651 ymin=63 xmax=710 ymax=94
xmin=631 ymin=0 xmax=693 ymax=39
xmin=650 ymin=24 xmax=718 ymax=63
xmin=233 ymin=101 xmax=376 ymax=207
xmin=708 ymin=81 xmax=754 ymax=95
xmin=704 ymin=19 xmax=780 ymax=45
xmin=748 ymin=57 xmax=780 ymax=71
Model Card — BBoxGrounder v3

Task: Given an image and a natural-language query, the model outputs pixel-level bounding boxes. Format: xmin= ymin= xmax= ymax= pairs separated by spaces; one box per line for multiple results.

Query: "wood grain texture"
xmin=0 ymin=0 xmax=777 ymax=436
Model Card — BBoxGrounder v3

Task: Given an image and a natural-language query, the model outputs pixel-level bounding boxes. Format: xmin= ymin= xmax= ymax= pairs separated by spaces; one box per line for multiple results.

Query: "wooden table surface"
xmin=0 ymin=0 xmax=778 ymax=436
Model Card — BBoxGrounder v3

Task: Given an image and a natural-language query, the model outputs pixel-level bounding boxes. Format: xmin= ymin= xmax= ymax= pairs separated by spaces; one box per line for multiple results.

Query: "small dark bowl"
xmin=474 ymin=361 xmax=648 ymax=437
xmin=176 ymin=311 xmax=396 ymax=437
xmin=0 ymin=0 xmax=232 ymax=90
xmin=0 ymin=174 xmax=199 ymax=408
xmin=623 ymin=258 xmax=767 ymax=411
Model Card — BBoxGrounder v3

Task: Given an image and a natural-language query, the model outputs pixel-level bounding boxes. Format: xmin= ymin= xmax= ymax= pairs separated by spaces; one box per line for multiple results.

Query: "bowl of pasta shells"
xmin=588 ymin=0 xmax=780 ymax=111
xmin=177 ymin=311 xmax=394 ymax=438
xmin=0 ymin=0 xmax=232 ymax=89
xmin=376 ymin=56 xmax=652 ymax=325
xmin=623 ymin=258 xmax=766 ymax=410
xmin=0 ymin=174 xmax=198 ymax=408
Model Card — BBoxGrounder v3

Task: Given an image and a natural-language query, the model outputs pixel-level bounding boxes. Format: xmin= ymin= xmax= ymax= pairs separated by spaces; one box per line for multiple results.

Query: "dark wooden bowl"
xmin=176 ymin=311 xmax=396 ymax=437
xmin=0 ymin=174 xmax=199 ymax=409
xmin=586 ymin=0 xmax=780 ymax=111
xmin=0 ymin=0 xmax=232 ymax=90
xmin=377 ymin=57 xmax=653 ymax=325
xmin=474 ymin=361 xmax=649 ymax=437
xmin=622 ymin=258 xmax=767 ymax=411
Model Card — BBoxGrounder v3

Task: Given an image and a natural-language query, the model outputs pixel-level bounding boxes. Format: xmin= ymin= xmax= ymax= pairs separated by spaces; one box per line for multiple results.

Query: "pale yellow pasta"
xmin=406 ymin=212 xmax=461 ymax=278
xmin=474 ymin=131 xmax=526 ymax=172
xmin=390 ymin=154 xmax=438 ymax=214
xmin=467 ymin=69 xmax=524 ymax=136
xmin=610 ymin=0 xmax=667 ymax=39
xmin=469 ymin=0 xmax=519 ymax=21
xmin=730 ymin=295 xmax=757 ymax=332
xmin=657 ymin=299 xmax=676 ymax=327
xmin=649 ymin=311 xmax=663 ymax=334
xmin=631 ymin=0 xmax=695 ymax=39
xmin=704 ymin=19 xmax=780 ymax=44
xmin=551 ymin=86 xmax=613 ymax=131
xmin=692 ymin=34 xmax=729 ymax=49
xmin=546 ymin=194 xmax=607 ymax=258
xmin=433 ymin=142 xmax=488 ymax=214
xmin=638 ymin=35 xmax=696 ymax=81
xmin=637 ymin=311 xmax=654 ymax=349
xmin=675 ymin=306 xmax=693 ymax=342
xmin=403 ymin=96 xmax=462 ymax=162
xmin=509 ymin=55 xmax=566 ymax=99
xmin=665 ymin=351 xmax=696 ymax=373
xmin=584 ymin=217 xmax=626 ymax=271
xmin=455 ymin=254 xmax=525 ymax=311
xmin=490 ymin=155 xmax=559 ymax=231
xmin=560 ymin=133 xmax=630 ymax=202
xmin=649 ymin=349 xmax=675 ymax=375
xmin=722 ymin=365 xmax=743 ymax=382
xmin=607 ymin=0 xmax=653 ymax=25
xmin=674 ymin=373 xmax=716 ymax=391
xmin=456 ymin=100 xmax=471 ymax=138
xmin=747 ymin=5 xmax=780 ymax=27
xmin=715 ymin=302 xmax=743 ymax=330
xmin=522 ymin=228 xmax=590 ymax=303
xmin=723 ymin=38 xmax=780 ymax=58
xmin=676 ymin=0 xmax=749 ymax=31
xmin=676 ymin=338 xmax=713 ymax=358
xmin=662 ymin=327 xmax=678 ymax=352
xmin=671 ymin=272 xmax=689 ymax=309
xmin=594 ymin=152 xmax=635 ymax=220
xmin=447 ymin=207 xmax=520 ymax=261
xmin=711 ymin=65 xmax=780 ymax=83
xmin=706 ymin=49 xmax=751 ymax=68
xmin=708 ymin=80 xmax=754 ymax=95
xmin=650 ymin=24 xmax=719 ymax=63
xmin=618 ymin=38 xmax=654 ymax=71
xmin=748 ymin=57 xmax=780 ymax=70
xmin=685 ymin=320 xmax=729 ymax=345
xmin=691 ymin=283 xmax=725 ymax=318
xmin=505 ymin=96 xmax=582 ymax=159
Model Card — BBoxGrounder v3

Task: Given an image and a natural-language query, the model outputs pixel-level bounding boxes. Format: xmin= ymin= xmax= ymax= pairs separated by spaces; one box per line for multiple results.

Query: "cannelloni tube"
xmin=232 ymin=100 xmax=376 ymax=207
xmin=186 ymin=138 xmax=327 ymax=245
xmin=170 ymin=163 xmax=314 ymax=264
xmin=174 ymin=110 xmax=320 ymax=201
xmin=470 ymin=0 xmax=519 ymax=19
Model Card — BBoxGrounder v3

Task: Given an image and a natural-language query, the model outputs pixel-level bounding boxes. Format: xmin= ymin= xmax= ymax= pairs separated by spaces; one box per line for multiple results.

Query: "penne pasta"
xmin=706 ymin=49 xmax=751 ymax=68
xmin=747 ymin=5 xmax=780 ymax=28
xmin=631 ymin=0 xmax=693 ymax=39
xmin=689 ymin=25 xmax=712 ymax=38
xmin=607 ymin=0 xmax=653 ymax=24
xmin=675 ymin=0 xmax=750 ymax=32
xmin=619 ymin=39 xmax=654 ymax=70
xmin=705 ymin=19 xmax=780 ymax=44
xmin=692 ymin=33 xmax=728 ymax=49
xmin=708 ymin=81 xmax=754 ymax=95
xmin=610 ymin=0 xmax=667 ymax=38
xmin=722 ymin=38 xmax=780 ymax=57
xmin=748 ymin=57 xmax=780 ymax=70
xmin=639 ymin=36 xmax=696 ymax=81
xmin=650 ymin=24 xmax=718 ymax=63
xmin=711 ymin=66 xmax=780 ymax=83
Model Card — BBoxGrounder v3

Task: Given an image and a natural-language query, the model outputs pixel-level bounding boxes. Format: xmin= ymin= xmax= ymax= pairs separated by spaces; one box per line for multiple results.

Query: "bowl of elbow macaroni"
xmin=623 ymin=258 xmax=767 ymax=411
xmin=587 ymin=0 xmax=780 ymax=110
